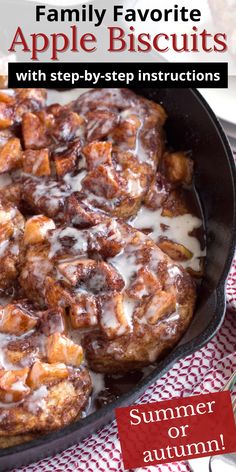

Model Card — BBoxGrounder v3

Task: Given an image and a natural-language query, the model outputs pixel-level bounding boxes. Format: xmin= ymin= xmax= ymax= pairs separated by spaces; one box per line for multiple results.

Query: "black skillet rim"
xmin=0 ymin=87 xmax=235 ymax=463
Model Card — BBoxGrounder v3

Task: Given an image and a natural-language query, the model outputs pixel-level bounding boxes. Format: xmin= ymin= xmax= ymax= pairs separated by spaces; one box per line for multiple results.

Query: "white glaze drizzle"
xmin=63 ymin=170 xmax=87 ymax=192
xmin=108 ymin=249 xmax=139 ymax=287
xmin=26 ymin=386 xmax=48 ymax=413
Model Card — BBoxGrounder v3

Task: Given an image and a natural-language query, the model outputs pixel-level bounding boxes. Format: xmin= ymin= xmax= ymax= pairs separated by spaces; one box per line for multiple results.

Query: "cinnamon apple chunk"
xmin=127 ymin=267 xmax=162 ymax=300
xmin=19 ymin=246 xmax=54 ymax=305
xmin=14 ymin=88 xmax=47 ymax=122
xmin=0 ymin=92 xmax=15 ymax=105
xmin=46 ymin=333 xmax=83 ymax=367
xmin=0 ymin=102 xmax=14 ymax=129
xmin=144 ymin=172 xmax=171 ymax=210
xmin=44 ymin=276 xmax=73 ymax=308
xmin=22 ymin=112 xmax=50 ymax=150
xmin=54 ymin=139 xmax=82 ymax=177
xmin=22 ymin=149 xmax=51 ymax=177
xmin=162 ymin=152 xmax=193 ymax=185
xmin=99 ymin=293 xmax=132 ymax=340
xmin=4 ymin=336 xmax=40 ymax=368
xmin=0 ymin=303 xmax=38 ymax=335
xmin=85 ymin=110 xmax=119 ymax=142
xmin=58 ymin=259 xmax=97 ymax=286
xmin=20 ymin=176 xmax=70 ymax=220
xmin=27 ymin=361 xmax=69 ymax=389
xmin=88 ymin=261 xmax=125 ymax=294
xmin=111 ymin=114 xmax=141 ymax=150
xmin=0 ymin=137 xmax=22 ymax=173
xmin=51 ymin=111 xmax=84 ymax=143
xmin=65 ymin=194 xmax=103 ymax=228
xmin=158 ymin=239 xmax=193 ymax=262
xmin=23 ymin=215 xmax=55 ymax=246
xmin=69 ymin=294 xmax=98 ymax=329
xmin=0 ymin=368 xmax=30 ymax=403
xmin=162 ymin=190 xmax=190 ymax=217
xmin=83 ymin=141 xmax=112 ymax=170
xmin=82 ymin=164 xmax=121 ymax=199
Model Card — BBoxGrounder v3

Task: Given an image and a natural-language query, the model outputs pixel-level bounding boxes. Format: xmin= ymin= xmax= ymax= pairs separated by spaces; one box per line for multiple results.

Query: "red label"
xmin=115 ymin=392 xmax=236 ymax=470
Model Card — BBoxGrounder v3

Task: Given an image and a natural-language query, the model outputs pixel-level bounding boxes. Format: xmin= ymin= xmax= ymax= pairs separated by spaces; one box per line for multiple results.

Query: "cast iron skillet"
xmin=0 ymin=88 xmax=235 ymax=471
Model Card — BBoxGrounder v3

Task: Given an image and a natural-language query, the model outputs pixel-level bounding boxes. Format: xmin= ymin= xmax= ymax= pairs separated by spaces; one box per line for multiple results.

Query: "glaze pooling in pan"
xmin=131 ymin=207 xmax=205 ymax=271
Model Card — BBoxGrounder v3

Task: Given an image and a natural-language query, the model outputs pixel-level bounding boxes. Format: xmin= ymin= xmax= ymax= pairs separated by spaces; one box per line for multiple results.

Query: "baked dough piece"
xmin=19 ymin=88 xmax=166 ymax=220
xmin=0 ymin=300 xmax=91 ymax=440
xmin=19 ymin=208 xmax=196 ymax=374
xmin=0 ymin=369 xmax=91 ymax=438
xmin=70 ymin=89 xmax=166 ymax=218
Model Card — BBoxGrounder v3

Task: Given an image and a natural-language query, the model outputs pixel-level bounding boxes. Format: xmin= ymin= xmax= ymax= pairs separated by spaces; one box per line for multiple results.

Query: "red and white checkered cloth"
xmin=13 ymin=258 xmax=236 ymax=472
